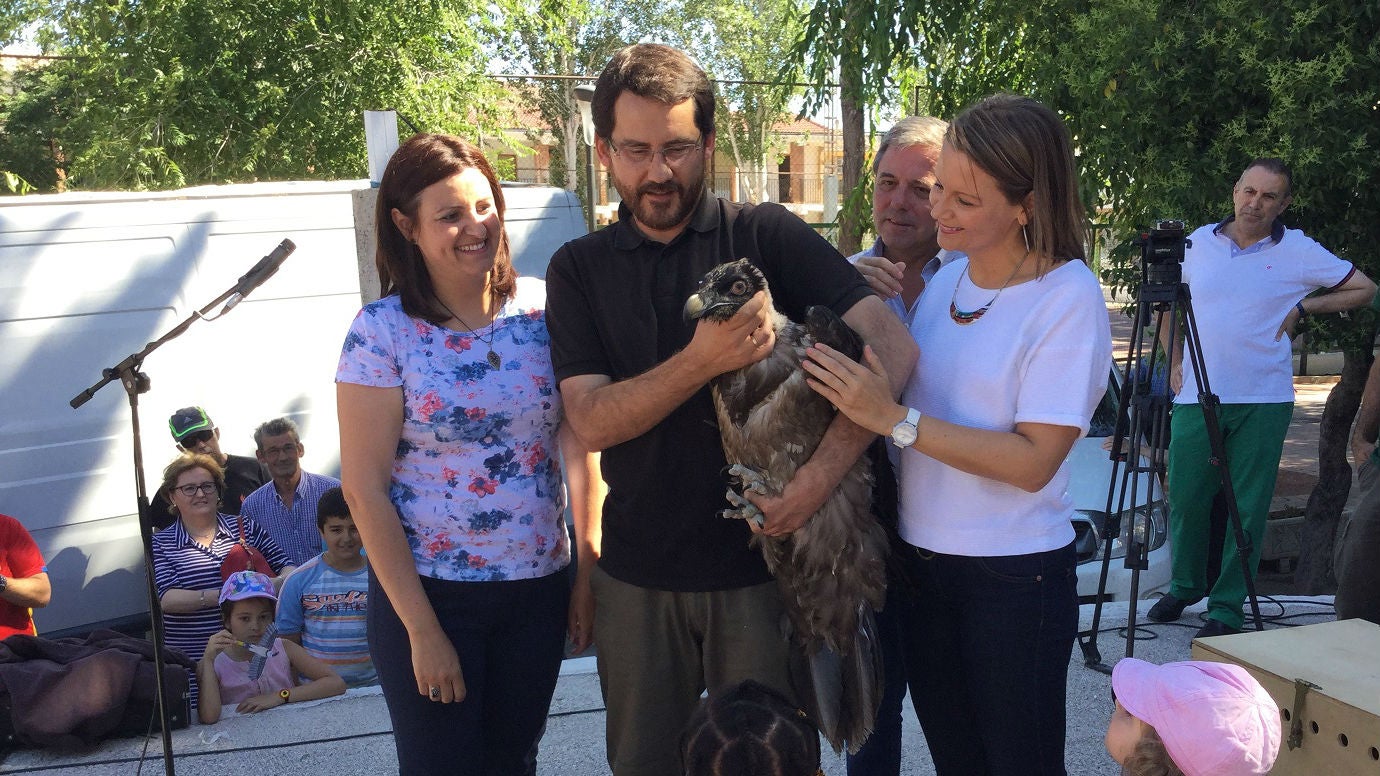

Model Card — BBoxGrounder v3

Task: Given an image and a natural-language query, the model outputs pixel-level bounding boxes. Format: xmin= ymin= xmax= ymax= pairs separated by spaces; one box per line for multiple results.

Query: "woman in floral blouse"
xmin=336 ymin=134 xmax=600 ymax=776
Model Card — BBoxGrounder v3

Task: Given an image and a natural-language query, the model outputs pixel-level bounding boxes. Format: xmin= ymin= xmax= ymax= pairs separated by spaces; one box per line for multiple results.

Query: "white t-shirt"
xmin=899 ymin=258 xmax=1112 ymax=556
xmin=1176 ymin=223 xmax=1354 ymax=405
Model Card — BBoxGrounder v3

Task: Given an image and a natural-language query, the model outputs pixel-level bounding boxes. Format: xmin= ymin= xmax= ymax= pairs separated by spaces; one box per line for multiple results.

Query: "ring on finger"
xmin=428 ymin=686 xmax=441 ymax=701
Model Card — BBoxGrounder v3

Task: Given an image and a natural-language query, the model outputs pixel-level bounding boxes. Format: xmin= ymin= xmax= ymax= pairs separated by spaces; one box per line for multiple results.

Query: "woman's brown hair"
xmin=947 ymin=93 xmax=1091 ymax=269
xmin=374 ymin=134 xmax=516 ymax=324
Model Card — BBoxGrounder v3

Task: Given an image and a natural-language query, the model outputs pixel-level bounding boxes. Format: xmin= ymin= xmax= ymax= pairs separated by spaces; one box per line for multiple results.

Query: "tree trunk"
xmin=835 ymin=0 xmax=865 ymax=255
xmin=1295 ymin=347 xmax=1371 ymax=593
xmin=838 ymin=74 xmax=864 ymax=255
xmin=563 ymin=109 xmax=580 ymax=193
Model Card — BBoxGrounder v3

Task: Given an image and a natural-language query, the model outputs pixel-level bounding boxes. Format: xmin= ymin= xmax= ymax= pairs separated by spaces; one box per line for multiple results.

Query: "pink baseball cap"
xmin=218 ymin=571 xmax=277 ymax=605
xmin=1112 ymin=658 xmax=1281 ymax=776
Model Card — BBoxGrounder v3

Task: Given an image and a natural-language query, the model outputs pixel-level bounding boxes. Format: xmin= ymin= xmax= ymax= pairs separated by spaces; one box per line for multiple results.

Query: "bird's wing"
xmin=715 ymin=322 xmax=810 ymax=428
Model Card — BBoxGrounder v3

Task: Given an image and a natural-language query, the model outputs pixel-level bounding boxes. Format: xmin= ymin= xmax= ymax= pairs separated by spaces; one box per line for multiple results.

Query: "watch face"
xmin=891 ymin=423 xmax=918 ymax=447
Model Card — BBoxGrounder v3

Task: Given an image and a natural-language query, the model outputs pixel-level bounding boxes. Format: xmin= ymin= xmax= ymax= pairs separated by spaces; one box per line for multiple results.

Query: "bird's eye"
xmin=731 ymin=280 xmax=748 ymax=295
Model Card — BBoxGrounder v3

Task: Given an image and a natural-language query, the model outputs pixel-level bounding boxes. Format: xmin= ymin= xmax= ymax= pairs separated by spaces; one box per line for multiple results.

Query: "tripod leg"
xmin=1080 ymin=288 xmax=1167 ymax=671
xmin=1179 ymin=291 xmax=1270 ymax=631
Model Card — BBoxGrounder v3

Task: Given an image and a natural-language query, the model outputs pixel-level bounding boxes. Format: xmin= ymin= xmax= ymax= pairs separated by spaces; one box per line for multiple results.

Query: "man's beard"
xmin=614 ymin=168 xmax=706 ymax=233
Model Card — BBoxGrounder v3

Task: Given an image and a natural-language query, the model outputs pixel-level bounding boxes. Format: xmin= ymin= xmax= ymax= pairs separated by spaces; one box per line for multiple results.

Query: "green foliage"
xmin=1030 ymin=0 xmax=1380 ymax=354
xmin=1 ymin=170 xmax=35 ymax=195
xmin=1 ymin=0 xmax=504 ymax=191
xmin=894 ymin=2 xmax=1034 ymax=120
xmin=787 ymin=0 xmax=1035 ymax=250
xmin=493 ymin=0 xmax=641 ymax=197
xmin=671 ymin=0 xmax=803 ymax=200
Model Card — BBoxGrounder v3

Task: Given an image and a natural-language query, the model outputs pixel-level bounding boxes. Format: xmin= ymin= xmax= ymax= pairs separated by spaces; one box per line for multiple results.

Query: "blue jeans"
xmin=369 ymin=569 xmax=569 ymax=776
xmin=902 ymin=542 xmax=1077 ymax=776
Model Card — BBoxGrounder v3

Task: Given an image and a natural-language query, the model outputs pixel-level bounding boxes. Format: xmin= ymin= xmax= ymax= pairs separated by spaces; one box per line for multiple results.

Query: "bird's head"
xmin=684 ymin=259 xmax=769 ymax=323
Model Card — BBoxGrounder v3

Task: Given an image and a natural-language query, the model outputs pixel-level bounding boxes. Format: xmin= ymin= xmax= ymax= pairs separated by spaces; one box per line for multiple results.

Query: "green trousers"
xmin=1166 ymin=401 xmax=1292 ymax=629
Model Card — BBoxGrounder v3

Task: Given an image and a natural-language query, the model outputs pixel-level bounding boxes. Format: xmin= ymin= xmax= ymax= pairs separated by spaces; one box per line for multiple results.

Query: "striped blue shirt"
xmin=275 ymin=555 xmax=374 ymax=686
xmin=240 ymin=471 xmax=341 ymax=566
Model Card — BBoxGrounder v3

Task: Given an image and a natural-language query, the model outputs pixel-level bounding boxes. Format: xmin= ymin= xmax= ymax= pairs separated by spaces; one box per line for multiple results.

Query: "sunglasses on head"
xmin=178 ymin=429 xmax=216 ymax=448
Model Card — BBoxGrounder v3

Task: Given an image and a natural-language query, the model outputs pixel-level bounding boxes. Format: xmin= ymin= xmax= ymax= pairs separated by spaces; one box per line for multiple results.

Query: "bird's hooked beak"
xmin=684 ymin=292 xmax=738 ymax=322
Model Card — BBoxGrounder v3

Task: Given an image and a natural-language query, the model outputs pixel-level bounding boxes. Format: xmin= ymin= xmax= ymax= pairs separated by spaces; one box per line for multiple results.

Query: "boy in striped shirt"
xmin=276 ymin=487 xmax=375 ymax=686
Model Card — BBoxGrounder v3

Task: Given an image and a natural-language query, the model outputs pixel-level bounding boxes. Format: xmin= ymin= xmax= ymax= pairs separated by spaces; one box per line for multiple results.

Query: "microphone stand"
xmin=69 ymin=239 xmax=294 ymax=776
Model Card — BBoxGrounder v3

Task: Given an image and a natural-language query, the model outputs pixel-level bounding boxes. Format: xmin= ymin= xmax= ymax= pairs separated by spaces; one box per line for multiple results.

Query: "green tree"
xmin=496 ymin=0 xmax=805 ymax=212
xmin=494 ymin=0 xmax=635 ymax=194
xmin=0 ymin=0 xmax=502 ymax=191
xmin=1033 ymin=1 xmax=1380 ymax=592
xmin=671 ymin=0 xmax=802 ymax=204
xmin=789 ymin=0 xmax=1033 ymax=252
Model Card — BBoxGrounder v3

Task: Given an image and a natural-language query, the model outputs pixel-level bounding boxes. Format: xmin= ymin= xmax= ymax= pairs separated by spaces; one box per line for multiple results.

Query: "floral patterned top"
xmin=335 ymin=276 xmax=570 ymax=582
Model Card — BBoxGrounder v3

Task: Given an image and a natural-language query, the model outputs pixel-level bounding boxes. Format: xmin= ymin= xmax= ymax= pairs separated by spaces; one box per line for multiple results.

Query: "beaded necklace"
xmin=948 ymin=251 xmax=1031 ymax=325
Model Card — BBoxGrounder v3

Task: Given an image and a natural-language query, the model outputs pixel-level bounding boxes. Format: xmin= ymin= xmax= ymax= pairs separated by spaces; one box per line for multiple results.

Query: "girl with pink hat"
xmin=196 ymin=571 xmax=345 ymax=724
xmin=1107 ymin=658 xmax=1282 ymax=775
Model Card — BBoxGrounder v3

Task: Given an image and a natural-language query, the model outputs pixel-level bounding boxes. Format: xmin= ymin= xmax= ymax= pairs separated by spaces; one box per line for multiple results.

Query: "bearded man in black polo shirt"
xmin=545 ymin=43 xmax=918 ymax=776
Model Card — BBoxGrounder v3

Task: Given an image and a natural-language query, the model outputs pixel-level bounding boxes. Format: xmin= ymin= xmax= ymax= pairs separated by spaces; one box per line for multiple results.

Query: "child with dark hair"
xmin=681 ymin=680 xmax=824 ymax=776
xmin=198 ymin=572 xmax=345 ymax=724
xmin=1107 ymin=658 xmax=1281 ymax=775
xmin=275 ymin=487 xmax=375 ymax=686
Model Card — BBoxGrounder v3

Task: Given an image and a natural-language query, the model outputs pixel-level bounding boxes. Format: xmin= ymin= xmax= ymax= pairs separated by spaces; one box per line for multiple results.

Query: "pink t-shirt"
xmin=213 ymin=638 xmax=294 ymax=705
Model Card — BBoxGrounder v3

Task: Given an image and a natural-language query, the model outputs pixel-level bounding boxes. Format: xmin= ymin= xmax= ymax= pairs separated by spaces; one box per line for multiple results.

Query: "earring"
xmin=1022 ymin=224 xmax=1031 ymax=254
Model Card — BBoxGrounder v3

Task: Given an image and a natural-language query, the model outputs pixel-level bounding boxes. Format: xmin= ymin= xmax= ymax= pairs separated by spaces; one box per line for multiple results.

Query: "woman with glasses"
xmin=151 ymin=452 xmax=293 ymax=711
xmin=336 ymin=134 xmax=600 ymax=775
xmin=803 ymin=95 xmax=1112 ymax=774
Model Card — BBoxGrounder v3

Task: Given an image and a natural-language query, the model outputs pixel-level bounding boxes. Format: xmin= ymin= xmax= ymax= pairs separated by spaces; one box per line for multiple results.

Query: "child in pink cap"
xmin=196 ymin=571 xmax=346 ymax=724
xmin=1106 ymin=658 xmax=1281 ymax=775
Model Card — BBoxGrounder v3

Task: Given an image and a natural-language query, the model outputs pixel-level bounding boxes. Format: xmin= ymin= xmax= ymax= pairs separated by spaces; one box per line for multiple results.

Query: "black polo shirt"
xmin=546 ymin=191 xmax=872 ymax=591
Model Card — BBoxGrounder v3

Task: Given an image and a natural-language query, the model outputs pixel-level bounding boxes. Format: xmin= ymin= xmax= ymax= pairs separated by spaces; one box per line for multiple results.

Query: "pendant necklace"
xmin=949 ymin=250 xmax=1032 ymax=325
xmin=437 ymin=287 xmax=502 ymax=369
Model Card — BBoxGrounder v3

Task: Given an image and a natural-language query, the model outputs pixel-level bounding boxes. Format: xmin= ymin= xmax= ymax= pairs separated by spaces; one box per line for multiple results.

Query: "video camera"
xmin=1137 ymin=219 xmax=1191 ymax=285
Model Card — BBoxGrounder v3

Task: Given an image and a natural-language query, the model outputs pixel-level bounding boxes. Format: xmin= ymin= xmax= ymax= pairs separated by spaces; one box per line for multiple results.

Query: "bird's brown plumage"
xmin=685 ymin=258 xmax=889 ymax=753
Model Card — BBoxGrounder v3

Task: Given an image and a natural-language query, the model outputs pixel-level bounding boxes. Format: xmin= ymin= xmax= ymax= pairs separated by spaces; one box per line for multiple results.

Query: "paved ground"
xmin=1 ymin=598 xmax=1339 ymax=775
xmin=0 ymin=301 xmax=1350 ymax=775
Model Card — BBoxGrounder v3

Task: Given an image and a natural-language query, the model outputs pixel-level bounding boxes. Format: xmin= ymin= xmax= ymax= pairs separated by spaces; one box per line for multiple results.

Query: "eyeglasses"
xmin=606 ymin=137 xmax=704 ymax=168
xmin=175 ymin=482 xmax=218 ymax=497
xmin=177 ymin=429 xmax=216 ymax=448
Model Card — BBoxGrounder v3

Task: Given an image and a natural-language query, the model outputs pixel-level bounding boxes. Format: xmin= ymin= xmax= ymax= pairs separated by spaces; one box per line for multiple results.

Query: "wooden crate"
xmin=1191 ymin=619 xmax=1380 ymax=774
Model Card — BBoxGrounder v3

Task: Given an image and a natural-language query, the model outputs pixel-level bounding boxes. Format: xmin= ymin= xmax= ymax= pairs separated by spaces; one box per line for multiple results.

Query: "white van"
xmin=0 ymin=180 xmax=584 ymax=636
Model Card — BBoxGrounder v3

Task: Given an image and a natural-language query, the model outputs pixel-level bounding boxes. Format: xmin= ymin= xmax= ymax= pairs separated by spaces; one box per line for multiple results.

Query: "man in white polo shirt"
xmin=1152 ymin=158 xmax=1375 ymax=637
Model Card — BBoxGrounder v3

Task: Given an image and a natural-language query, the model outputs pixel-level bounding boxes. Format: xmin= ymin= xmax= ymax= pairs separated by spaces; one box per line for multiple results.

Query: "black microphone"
xmin=220 ymin=239 xmax=296 ymax=315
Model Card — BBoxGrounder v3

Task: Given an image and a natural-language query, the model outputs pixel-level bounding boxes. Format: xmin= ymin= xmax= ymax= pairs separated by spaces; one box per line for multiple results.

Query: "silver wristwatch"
xmin=890 ymin=407 xmax=921 ymax=448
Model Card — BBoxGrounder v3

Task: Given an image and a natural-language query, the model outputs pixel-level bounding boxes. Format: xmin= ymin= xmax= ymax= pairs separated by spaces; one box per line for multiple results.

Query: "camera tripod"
xmin=1079 ymin=230 xmax=1265 ymax=673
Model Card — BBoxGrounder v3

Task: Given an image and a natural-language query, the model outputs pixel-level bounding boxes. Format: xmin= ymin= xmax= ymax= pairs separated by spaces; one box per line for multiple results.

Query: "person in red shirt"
xmin=0 ymin=513 xmax=51 ymax=639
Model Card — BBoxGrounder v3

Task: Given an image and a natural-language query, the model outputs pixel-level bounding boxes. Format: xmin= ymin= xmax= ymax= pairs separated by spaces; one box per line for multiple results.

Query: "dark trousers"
xmin=589 ymin=565 xmax=794 ymax=776
xmin=1338 ymin=461 xmax=1380 ymax=624
xmin=902 ymin=542 xmax=1077 ymax=776
xmin=369 ymin=570 xmax=569 ymax=776
xmin=846 ymin=581 xmax=918 ymax=776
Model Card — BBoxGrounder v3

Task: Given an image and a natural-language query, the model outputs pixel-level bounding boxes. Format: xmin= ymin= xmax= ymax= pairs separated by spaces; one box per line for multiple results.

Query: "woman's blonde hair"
xmin=159 ymin=453 xmax=225 ymax=515
xmin=946 ymin=93 xmax=1090 ymax=269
